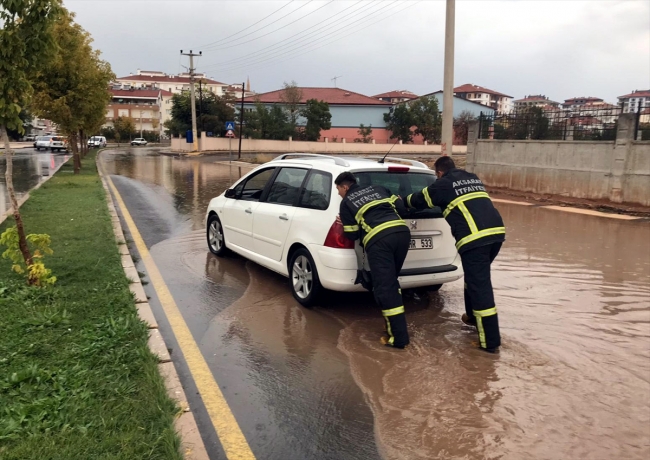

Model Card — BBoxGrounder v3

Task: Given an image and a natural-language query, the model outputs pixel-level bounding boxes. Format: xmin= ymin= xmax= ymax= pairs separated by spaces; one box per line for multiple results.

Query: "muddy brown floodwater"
xmin=102 ymin=150 xmax=650 ymax=460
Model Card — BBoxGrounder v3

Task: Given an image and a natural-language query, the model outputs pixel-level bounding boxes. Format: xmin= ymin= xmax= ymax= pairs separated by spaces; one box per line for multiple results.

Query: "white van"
xmin=88 ymin=136 xmax=107 ymax=148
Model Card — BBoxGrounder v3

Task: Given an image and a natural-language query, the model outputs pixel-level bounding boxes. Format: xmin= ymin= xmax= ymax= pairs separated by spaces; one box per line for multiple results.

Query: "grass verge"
xmin=0 ymin=150 xmax=182 ymax=459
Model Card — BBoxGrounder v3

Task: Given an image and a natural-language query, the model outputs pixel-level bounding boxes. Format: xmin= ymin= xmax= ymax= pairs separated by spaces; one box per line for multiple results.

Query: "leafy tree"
xmin=0 ymin=0 xmax=62 ymax=285
xmin=100 ymin=126 xmax=116 ymax=140
xmin=280 ymin=80 xmax=303 ymax=129
xmin=7 ymin=109 xmax=33 ymax=141
xmin=383 ymin=103 xmax=414 ymax=143
xmin=453 ymin=110 xmax=476 ymax=145
xmin=410 ymin=96 xmax=442 ymax=144
xmin=300 ymin=99 xmax=331 ymax=141
xmin=242 ymin=101 xmax=294 ymax=140
xmin=354 ymin=124 xmax=374 ymax=143
xmin=165 ymin=91 xmax=235 ymax=137
xmin=32 ymin=8 xmax=114 ymax=172
xmin=113 ymin=116 xmax=136 ymax=143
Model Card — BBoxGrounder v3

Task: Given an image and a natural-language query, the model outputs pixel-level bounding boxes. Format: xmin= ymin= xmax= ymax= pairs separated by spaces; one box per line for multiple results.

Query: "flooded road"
xmin=0 ymin=151 xmax=70 ymax=215
xmin=101 ymin=149 xmax=650 ymax=460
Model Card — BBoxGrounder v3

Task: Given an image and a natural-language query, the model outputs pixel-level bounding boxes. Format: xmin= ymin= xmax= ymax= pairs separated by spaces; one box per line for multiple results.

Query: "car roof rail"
xmin=272 ymin=153 xmax=350 ymax=167
xmin=364 ymin=156 xmax=430 ymax=169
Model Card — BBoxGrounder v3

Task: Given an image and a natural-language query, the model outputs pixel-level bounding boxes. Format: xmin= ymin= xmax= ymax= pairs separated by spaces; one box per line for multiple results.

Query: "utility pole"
xmin=237 ymin=81 xmax=245 ymax=160
xmin=441 ymin=0 xmax=455 ymax=157
xmin=198 ymin=79 xmax=204 ymax=133
xmin=139 ymin=111 xmax=143 ymax=138
xmin=181 ymin=49 xmax=201 ymax=152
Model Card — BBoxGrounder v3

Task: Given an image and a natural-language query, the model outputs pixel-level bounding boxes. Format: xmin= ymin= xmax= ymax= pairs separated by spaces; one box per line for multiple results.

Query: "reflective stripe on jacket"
xmin=340 ymin=183 xmax=409 ymax=249
xmin=406 ymin=168 xmax=505 ymax=253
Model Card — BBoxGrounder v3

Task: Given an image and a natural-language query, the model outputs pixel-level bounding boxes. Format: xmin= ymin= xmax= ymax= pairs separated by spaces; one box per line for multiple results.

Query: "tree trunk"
xmin=70 ymin=132 xmax=81 ymax=174
xmin=1 ymin=124 xmax=36 ymax=283
xmin=79 ymin=129 xmax=87 ymax=158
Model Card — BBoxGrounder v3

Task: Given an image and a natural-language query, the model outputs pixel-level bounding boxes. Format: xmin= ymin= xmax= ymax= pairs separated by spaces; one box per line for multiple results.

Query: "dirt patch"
xmin=488 ymin=187 xmax=650 ymax=218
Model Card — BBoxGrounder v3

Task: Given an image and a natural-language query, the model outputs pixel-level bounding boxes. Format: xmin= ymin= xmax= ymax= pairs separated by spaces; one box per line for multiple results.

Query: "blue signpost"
xmin=225 ymin=121 xmax=235 ymax=131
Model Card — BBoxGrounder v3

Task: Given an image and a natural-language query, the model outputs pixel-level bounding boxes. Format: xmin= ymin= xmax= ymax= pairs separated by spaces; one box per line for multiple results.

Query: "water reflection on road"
xmin=102 ymin=149 xmax=650 ymax=460
xmin=0 ymin=151 xmax=70 ymax=215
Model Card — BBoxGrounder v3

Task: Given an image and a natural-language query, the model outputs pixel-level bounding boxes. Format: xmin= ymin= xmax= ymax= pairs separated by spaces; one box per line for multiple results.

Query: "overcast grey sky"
xmin=67 ymin=0 xmax=649 ymax=103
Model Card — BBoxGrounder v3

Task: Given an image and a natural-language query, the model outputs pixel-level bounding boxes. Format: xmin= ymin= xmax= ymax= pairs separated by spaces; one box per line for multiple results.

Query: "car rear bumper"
xmin=309 ymin=244 xmax=464 ymax=292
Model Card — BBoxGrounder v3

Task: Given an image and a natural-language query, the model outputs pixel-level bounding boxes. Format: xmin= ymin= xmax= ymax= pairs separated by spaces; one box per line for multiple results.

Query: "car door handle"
xmin=245 ymin=208 xmax=253 ymax=214
xmin=279 ymin=214 xmax=289 ymax=221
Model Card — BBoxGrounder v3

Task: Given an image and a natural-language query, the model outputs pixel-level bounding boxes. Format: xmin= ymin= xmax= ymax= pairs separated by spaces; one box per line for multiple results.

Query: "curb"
xmin=0 ymin=153 xmax=71 ymax=226
xmin=96 ymin=151 xmax=210 ymax=460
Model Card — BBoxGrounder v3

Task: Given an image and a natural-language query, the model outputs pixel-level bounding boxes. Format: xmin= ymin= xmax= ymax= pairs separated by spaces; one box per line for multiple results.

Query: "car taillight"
xmin=324 ymin=220 xmax=354 ymax=249
xmin=388 ymin=166 xmax=409 ymax=172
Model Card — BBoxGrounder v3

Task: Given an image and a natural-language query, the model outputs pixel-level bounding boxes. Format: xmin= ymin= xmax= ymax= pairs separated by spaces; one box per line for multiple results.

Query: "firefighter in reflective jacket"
xmin=406 ymin=156 xmax=505 ymax=353
xmin=335 ymin=171 xmax=411 ymax=349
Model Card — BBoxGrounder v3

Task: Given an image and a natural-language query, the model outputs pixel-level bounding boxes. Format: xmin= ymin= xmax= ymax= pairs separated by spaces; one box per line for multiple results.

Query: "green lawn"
xmin=0 ymin=151 xmax=182 ymax=459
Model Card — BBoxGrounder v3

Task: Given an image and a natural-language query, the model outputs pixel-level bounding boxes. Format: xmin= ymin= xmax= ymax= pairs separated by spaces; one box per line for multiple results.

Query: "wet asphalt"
xmin=98 ymin=148 xmax=650 ymax=460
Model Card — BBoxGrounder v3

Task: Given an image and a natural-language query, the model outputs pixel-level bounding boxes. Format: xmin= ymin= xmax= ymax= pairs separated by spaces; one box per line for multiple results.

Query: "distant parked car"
xmin=50 ymin=136 xmax=68 ymax=152
xmin=88 ymin=136 xmax=107 ymax=148
xmin=34 ymin=136 xmax=54 ymax=151
xmin=131 ymin=138 xmax=148 ymax=146
xmin=23 ymin=134 xmax=37 ymax=142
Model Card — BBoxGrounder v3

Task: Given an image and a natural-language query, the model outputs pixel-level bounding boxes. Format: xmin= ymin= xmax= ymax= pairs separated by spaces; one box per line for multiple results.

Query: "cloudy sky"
xmin=68 ymin=0 xmax=649 ymax=103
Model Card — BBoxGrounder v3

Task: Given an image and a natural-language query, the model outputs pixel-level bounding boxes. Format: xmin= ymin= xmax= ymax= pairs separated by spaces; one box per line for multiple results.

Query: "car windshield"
xmin=353 ymin=171 xmax=436 ymax=197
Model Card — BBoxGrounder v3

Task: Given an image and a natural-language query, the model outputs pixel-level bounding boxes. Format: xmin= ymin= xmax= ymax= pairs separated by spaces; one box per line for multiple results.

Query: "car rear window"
xmin=354 ymin=170 xmax=443 ymax=218
xmin=354 ymin=171 xmax=436 ymax=197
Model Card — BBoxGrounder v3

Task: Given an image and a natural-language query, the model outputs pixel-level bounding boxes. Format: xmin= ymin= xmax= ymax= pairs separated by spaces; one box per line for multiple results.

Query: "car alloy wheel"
xmin=206 ymin=215 xmax=227 ymax=256
xmin=292 ymin=255 xmax=313 ymax=300
xmin=289 ymin=248 xmax=322 ymax=307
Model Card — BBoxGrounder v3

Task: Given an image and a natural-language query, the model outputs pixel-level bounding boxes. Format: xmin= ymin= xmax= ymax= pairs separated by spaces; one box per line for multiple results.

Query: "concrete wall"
xmin=172 ymin=135 xmax=467 ymax=155
xmin=466 ymin=114 xmax=650 ymax=206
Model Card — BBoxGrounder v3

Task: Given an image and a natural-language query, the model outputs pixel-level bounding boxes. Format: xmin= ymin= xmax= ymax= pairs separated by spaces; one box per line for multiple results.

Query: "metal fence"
xmin=477 ymin=104 xmax=648 ymax=141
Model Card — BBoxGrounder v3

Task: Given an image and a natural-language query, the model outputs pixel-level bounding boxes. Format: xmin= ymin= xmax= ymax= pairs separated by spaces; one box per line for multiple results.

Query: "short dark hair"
xmin=433 ymin=156 xmax=455 ymax=174
xmin=335 ymin=171 xmax=357 ymax=187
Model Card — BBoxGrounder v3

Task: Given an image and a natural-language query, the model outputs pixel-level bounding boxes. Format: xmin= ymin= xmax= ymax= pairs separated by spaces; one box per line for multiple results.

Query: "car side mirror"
xmin=224 ymin=188 xmax=237 ymax=199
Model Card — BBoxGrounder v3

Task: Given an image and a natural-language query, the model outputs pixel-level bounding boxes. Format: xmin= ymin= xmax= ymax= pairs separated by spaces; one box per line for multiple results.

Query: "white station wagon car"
xmin=205 ymin=154 xmax=463 ymax=306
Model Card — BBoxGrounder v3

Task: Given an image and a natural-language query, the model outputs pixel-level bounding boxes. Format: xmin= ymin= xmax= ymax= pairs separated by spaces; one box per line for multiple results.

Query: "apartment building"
xmin=372 ymin=90 xmax=418 ymax=104
xmin=513 ymin=95 xmax=561 ymax=111
xmin=116 ymin=69 xmax=228 ymax=96
xmin=105 ymin=88 xmax=173 ymax=137
xmin=453 ymin=84 xmax=513 ymax=113
xmin=618 ymin=90 xmax=650 ymax=113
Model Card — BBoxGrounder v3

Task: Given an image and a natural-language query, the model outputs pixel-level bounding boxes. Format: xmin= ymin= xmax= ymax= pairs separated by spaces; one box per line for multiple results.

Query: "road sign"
xmin=225 ymin=121 xmax=235 ymax=131
xmin=225 ymin=129 xmax=235 ymax=138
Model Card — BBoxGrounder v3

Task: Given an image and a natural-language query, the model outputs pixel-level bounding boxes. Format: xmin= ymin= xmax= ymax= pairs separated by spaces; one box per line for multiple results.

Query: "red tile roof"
xmin=117 ymin=74 xmax=225 ymax=85
xmin=453 ymin=83 xmax=512 ymax=98
xmin=618 ymin=90 xmax=650 ymax=99
xmin=372 ymin=90 xmax=418 ymax=99
xmin=111 ymin=89 xmax=166 ymax=98
xmin=243 ymin=87 xmax=391 ymax=105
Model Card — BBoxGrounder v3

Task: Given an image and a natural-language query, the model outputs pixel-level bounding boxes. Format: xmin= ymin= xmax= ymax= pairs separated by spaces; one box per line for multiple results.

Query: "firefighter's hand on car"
xmin=336 ymin=214 xmax=342 ymax=224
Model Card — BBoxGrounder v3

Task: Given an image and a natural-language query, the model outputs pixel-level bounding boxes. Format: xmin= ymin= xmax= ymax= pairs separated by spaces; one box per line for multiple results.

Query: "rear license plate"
xmin=409 ymin=237 xmax=433 ymax=250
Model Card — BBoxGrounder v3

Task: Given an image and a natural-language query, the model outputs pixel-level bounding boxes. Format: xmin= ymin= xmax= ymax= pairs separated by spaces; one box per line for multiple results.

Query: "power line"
xmin=209 ymin=0 xmax=404 ymax=74
xmin=201 ymin=0 xmax=367 ymax=70
xmin=202 ymin=0 xmax=337 ymax=53
xmin=216 ymin=1 xmax=421 ymax=76
xmin=202 ymin=0 xmax=397 ymax=73
xmin=201 ymin=0 xmax=321 ymax=51
xmin=195 ymin=0 xmax=296 ymax=49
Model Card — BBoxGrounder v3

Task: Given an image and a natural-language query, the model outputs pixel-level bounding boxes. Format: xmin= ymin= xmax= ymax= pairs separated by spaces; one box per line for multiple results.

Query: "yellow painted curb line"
xmin=104 ymin=172 xmax=256 ymax=460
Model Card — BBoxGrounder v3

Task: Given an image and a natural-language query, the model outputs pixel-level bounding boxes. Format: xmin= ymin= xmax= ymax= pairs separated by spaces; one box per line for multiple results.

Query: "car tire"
xmin=206 ymin=214 xmax=228 ymax=257
xmin=289 ymin=248 xmax=322 ymax=307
